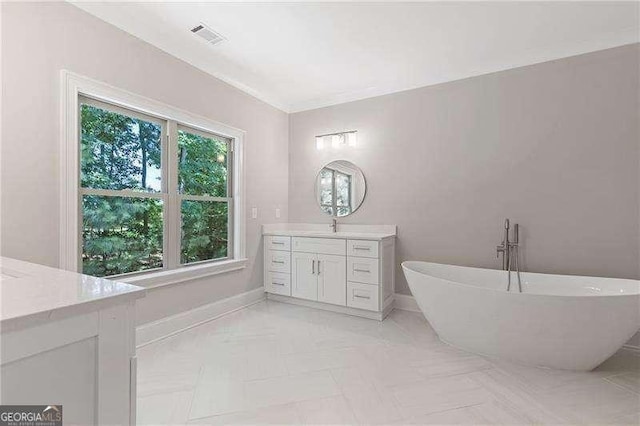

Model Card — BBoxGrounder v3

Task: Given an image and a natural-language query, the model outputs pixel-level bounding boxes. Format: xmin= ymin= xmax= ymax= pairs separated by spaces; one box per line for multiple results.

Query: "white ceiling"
xmin=71 ymin=1 xmax=639 ymax=113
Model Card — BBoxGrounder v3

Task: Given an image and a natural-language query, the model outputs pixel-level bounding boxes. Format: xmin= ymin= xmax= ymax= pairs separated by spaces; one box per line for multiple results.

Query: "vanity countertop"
xmin=0 ymin=257 xmax=145 ymax=328
xmin=262 ymin=223 xmax=396 ymax=241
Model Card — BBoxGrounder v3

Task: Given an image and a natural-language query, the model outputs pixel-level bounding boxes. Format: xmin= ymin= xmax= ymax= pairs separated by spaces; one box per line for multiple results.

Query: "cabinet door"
xmin=317 ymin=254 xmax=347 ymax=306
xmin=292 ymin=252 xmax=318 ymax=301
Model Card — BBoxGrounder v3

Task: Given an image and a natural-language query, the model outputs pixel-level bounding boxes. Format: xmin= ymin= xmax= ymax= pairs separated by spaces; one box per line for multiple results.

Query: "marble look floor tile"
xmin=391 ymin=373 xmax=493 ymax=419
xmin=398 ymin=406 xmax=486 ymax=425
xmin=341 ymin=381 xmax=404 ymax=424
xmin=295 ymin=396 xmax=357 ymax=424
xmin=386 ymin=309 xmax=441 ymax=345
xmin=283 ymin=347 xmax=364 ymax=375
xmin=491 ymin=359 xmax=605 ymax=393
xmin=417 ymin=353 xmax=492 ymax=379
xmin=534 ymin=378 xmax=640 ymax=424
xmin=273 ymin=332 xmax=320 ymax=356
xmin=313 ymin=327 xmax=383 ymax=350
xmin=137 ymin=366 xmax=202 ymax=398
xmin=243 ymin=370 xmax=341 ymax=410
xmin=189 ymin=379 xmax=246 ymax=420
xmin=331 ymin=365 xmax=403 ymax=423
xmin=243 ymin=343 xmax=289 ymax=381
xmin=137 ymin=390 xmax=193 ymax=425
xmin=137 ymin=344 xmax=203 ymax=398
xmin=400 ymin=400 xmax=547 ymax=426
xmin=610 ymin=411 xmax=640 ymax=425
xmin=467 ymin=368 xmax=564 ymax=424
xmin=383 ymin=343 xmax=447 ymax=367
xmin=187 ymin=403 xmax=301 ymax=425
xmin=137 ymin=301 xmax=640 ymax=425
xmin=470 ymin=399 xmax=545 ymax=425
xmin=606 ymin=372 xmax=640 ymax=394
xmin=358 ymin=362 xmax=426 ymax=389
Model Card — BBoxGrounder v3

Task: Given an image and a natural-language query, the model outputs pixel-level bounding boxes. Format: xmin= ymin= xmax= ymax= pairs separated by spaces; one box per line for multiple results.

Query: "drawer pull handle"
xmin=272 ymin=242 xmax=285 ymax=245
xmin=354 ymin=247 xmax=371 ymax=251
xmin=354 ymin=268 xmax=370 ymax=273
xmin=272 ymin=260 xmax=285 ymax=264
xmin=354 ymin=294 xmax=371 ymax=300
xmin=272 ymin=281 xmax=285 ymax=286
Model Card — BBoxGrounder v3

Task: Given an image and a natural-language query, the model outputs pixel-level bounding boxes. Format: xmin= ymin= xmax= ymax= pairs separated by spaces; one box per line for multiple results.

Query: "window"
xmin=177 ymin=126 xmax=233 ymax=265
xmin=319 ymin=168 xmax=352 ymax=217
xmin=79 ymin=96 xmax=235 ymax=278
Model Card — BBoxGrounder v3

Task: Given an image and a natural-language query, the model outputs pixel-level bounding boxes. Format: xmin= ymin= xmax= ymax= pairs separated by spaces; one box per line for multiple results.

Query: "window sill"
xmin=120 ymin=258 xmax=248 ymax=289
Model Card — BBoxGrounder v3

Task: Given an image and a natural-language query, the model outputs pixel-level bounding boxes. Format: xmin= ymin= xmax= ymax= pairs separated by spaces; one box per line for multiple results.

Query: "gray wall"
xmin=3 ymin=1 xmax=639 ymax=341
xmin=1 ymin=2 xmax=289 ymax=325
xmin=289 ymin=44 xmax=640 ymax=296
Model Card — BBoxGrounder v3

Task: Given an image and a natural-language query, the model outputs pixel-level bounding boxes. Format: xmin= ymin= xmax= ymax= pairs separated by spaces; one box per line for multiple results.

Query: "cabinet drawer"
xmin=292 ymin=237 xmax=346 ymax=256
xmin=266 ymin=250 xmax=291 ymax=273
xmin=265 ymin=271 xmax=291 ymax=296
xmin=347 ymin=282 xmax=379 ymax=311
xmin=347 ymin=240 xmax=379 ymax=258
xmin=347 ymin=257 xmax=379 ymax=285
xmin=265 ymin=236 xmax=291 ymax=251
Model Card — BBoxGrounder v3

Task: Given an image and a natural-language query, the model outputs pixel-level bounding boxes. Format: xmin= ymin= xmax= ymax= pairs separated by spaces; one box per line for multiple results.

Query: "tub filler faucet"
xmin=496 ymin=218 xmax=522 ymax=292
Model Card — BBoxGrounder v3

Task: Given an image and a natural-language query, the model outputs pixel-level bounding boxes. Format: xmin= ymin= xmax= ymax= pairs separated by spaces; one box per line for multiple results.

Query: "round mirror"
xmin=315 ymin=160 xmax=366 ymax=217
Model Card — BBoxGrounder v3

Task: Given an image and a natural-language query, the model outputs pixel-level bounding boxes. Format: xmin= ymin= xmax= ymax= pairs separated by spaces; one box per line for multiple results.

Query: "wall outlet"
xmin=251 ymin=207 xmax=258 ymax=219
xmin=275 ymin=208 xmax=281 ymax=218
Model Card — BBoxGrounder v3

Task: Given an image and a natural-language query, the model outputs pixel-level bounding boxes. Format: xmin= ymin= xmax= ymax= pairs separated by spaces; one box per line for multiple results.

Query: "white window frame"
xmin=60 ymin=70 xmax=246 ymax=288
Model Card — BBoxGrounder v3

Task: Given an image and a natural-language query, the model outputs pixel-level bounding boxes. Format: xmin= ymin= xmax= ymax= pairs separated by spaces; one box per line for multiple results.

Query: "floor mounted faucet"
xmin=496 ymin=218 xmax=522 ymax=292
xmin=496 ymin=219 xmax=510 ymax=270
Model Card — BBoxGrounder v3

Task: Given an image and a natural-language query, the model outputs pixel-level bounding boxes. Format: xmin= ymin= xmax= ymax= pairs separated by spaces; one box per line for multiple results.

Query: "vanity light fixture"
xmin=315 ymin=130 xmax=357 ymax=150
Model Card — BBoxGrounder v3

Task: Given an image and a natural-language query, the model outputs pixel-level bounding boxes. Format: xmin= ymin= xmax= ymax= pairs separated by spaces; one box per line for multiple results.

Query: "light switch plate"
xmin=275 ymin=208 xmax=281 ymax=218
xmin=252 ymin=207 xmax=258 ymax=219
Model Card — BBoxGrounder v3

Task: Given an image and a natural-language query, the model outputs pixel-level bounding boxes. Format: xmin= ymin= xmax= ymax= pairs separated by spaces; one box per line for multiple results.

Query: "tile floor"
xmin=137 ymin=300 xmax=640 ymax=425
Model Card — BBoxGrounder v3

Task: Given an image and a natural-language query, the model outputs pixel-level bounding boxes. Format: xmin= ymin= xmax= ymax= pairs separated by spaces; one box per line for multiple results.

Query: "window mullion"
xmin=166 ymin=120 xmax=181 ymax=269
xmin=79 ymin=188 xmax=164 ymax=199
xmin=227 ymin=140 xmax=234 ymax=260
xmin=179 ymin=194 xmax=231 ymax=202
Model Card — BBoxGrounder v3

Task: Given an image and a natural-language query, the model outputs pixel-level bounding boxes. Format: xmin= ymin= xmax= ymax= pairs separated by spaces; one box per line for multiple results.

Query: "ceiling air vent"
xmin=191 ymin=24 xmax=225 ymax=46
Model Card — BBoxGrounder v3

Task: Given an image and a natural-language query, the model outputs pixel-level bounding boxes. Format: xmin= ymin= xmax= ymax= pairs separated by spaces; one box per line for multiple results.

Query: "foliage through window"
xmin=80 ymin=97 xmax=233 ymax=277
xmin=319 ymin=168 xmax=352 ymax=217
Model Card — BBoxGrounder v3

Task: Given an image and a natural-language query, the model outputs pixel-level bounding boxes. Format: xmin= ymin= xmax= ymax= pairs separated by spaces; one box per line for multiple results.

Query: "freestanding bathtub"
xmin=402 ymin=261 xmax=640 ymax=370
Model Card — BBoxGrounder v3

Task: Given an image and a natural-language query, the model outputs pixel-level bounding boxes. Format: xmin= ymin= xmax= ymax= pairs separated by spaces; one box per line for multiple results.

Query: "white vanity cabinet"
xmin=291 ymin=239 xmax=347 ymax=305
xmin=263 ymin=225 xmax=396 ymax=320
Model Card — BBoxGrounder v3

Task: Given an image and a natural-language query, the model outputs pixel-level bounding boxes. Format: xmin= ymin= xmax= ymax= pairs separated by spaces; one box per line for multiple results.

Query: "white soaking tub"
xmin=402 ymin=261 xmax=640 ymax=370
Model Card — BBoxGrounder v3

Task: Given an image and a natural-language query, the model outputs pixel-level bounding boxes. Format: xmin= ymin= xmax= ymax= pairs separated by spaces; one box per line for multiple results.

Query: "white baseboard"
xmin=393 ymin=293 xmax=420 ymax=312
xmin=136 ymin=287 xmax=265 ymax=347
xmin=267 ymin=293 xmax=392 ymax=321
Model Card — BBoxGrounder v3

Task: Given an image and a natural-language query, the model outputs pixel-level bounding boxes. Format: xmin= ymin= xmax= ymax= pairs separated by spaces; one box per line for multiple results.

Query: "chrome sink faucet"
xmin=496 ymin=218 xmax=522 ymax=292
xmin=330 ymin=218 xmax=337 ymax=233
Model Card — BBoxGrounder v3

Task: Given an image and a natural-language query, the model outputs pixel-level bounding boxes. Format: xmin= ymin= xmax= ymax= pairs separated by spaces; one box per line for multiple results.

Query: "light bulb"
xmin=347 ymin=132 xmax=357 ymax=147
xmin=331 ymin=134 xmax=342 ymax=148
